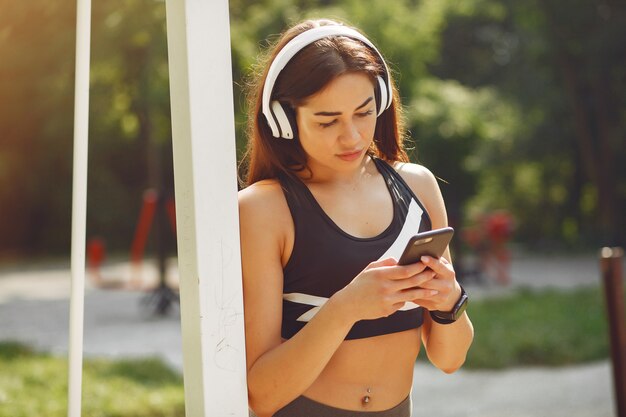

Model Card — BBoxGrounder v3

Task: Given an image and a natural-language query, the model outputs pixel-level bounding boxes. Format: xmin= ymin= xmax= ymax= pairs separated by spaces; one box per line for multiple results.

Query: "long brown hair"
xmin=240 ymin=19 xmax=409 ymax=186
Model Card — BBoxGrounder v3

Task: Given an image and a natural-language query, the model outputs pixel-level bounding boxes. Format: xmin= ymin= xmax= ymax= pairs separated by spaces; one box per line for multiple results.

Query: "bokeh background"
xmin=1 ymin=0 xmax=625 ymax=260
xmin=1 ymin=0 xmax=625 ymax=416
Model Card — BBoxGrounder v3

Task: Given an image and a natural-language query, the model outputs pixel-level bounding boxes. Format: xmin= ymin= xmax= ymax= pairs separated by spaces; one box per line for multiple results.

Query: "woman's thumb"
xmin=366 ymin=257 xmax=398 ymax=269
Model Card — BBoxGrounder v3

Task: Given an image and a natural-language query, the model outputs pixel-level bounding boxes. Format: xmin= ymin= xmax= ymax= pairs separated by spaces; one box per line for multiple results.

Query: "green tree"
xmin=2 ymin=0 xmax=623 ymax=257
xmin=88 ymin=0 xmax=174 ymax=252
xmin=433 ymin=0 xmax=626 ymax=247
xmin=0 ymin=1 xmax=76 ymax=255
xmin=0 ymin=0 xmax=174 ymax=257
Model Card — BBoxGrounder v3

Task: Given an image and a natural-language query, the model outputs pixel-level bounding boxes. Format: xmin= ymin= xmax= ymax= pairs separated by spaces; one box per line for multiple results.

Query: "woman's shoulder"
xmin=238 ymin=178 xmax=293 ymax=265
xmin=391 ymin=161 xmax=439 ymax=193
xmin=238 ymin=179 xmax=287 ymax=217
xmin=391 ymin=161 xmax=448 ymax=228
xmin=239 ymin=178 xmax=283 ymax=201
xmin=238 ymin=179 xmax=292 ymax=231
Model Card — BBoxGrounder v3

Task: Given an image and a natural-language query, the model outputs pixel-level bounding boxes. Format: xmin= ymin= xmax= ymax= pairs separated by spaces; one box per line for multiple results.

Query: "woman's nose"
xmin=340 ymin=120 xmax=360 ymax=143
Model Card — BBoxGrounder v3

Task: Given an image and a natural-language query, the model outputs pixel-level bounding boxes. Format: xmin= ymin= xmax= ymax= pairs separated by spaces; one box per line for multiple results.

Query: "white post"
xmin=68 ymin=0 xmax=91 ymax=415
xmin=165 ymin=0 xmax=248 ymax=416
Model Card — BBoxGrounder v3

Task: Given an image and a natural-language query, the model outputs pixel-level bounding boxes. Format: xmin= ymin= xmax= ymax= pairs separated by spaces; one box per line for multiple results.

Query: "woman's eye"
xmin=319 ymin=120 xmax=337 ymax=128
xmin=357 ymin=110 xmax=374 ymax=118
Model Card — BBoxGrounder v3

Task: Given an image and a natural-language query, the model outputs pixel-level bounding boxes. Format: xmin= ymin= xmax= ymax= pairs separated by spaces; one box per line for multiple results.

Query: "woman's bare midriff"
xmin=296 ymin=327 xmax=421 ymax=411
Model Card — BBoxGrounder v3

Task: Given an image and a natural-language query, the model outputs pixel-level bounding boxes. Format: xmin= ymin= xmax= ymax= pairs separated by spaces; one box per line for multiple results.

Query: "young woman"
xmin=238 ymin=19 xmax=474 ymax=417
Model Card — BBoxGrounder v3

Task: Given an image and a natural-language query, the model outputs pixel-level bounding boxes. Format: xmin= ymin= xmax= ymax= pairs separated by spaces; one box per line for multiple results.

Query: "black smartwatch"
xmin=429 ymin=285 xmax=468 ymax=325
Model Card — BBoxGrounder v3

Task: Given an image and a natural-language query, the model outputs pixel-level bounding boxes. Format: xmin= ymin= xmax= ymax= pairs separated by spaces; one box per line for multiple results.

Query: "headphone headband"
xmin=262 ymin=25 xmax=392 ymax=139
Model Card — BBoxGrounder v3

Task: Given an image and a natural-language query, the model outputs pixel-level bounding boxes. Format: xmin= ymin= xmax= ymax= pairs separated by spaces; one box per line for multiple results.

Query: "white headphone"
xmin=261 ymin=25 xmax=393 ymax=140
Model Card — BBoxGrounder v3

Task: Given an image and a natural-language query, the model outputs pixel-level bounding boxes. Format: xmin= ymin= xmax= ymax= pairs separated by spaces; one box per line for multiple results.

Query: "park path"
xmin=0 ymin=252 xmax=621 ymax=417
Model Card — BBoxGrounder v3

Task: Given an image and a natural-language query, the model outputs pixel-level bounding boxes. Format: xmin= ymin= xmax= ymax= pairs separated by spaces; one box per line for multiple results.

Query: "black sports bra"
xmin=278 ymin=157 xmax=432 ymax=340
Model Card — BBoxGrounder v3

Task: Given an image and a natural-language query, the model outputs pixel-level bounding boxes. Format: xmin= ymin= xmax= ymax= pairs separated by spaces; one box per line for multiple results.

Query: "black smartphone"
xmin=397 ymin=227 xmax=454 ymax=266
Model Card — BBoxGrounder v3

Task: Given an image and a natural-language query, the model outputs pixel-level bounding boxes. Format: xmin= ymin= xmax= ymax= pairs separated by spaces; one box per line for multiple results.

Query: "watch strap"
xmin=429 ymin=285 xmax=468 ymax=325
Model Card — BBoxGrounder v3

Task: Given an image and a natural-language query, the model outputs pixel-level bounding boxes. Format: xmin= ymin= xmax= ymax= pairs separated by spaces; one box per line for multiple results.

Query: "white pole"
xmin=165 ymin=0 xmax=248 ymax=416
xmin=68 ymin=0 xmax=91 ymax=415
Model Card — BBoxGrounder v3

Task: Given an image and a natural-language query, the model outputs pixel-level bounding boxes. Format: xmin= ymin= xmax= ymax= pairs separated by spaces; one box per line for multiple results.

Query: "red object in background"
xmin=86 ymin=190 xmax=176 ymax=290
xmin=461 ymin=210 xmax=515 ymax=286
xmin=166 ymin=198 xmax=176 ymax=234
xmin=87 ymin=237 xmax=106 ymax=268
xmin=130 ymin=189 xmax=177 ymax=265
xmin=131 ymin=189 xmax=159 ymax=264
xmin=486 ymin=211 xmax=514 ymax=244
xmin=484 ymin=211 xmax=514 ymax=285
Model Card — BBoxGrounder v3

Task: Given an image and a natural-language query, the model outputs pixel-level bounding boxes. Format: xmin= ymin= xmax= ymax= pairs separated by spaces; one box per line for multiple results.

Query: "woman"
xmin=238 ymin=18 xmax=474 ymax=417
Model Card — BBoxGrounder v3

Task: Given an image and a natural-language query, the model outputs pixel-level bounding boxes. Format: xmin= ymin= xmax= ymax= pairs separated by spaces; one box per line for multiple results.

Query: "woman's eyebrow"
xmin=313 ymin=96 xmax=374 ymax=116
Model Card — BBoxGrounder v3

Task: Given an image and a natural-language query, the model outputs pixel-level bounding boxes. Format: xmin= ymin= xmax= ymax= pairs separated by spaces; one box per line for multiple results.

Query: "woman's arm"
xmin=240 ymin=181 xmax=434 ymax=416
xmin=240 ymin=181 xmax=350 ymax=416
xmin=419 ymin=253 xmax=474 ymax=373
xmin=395 ymin=163 xmax=474 ymax=373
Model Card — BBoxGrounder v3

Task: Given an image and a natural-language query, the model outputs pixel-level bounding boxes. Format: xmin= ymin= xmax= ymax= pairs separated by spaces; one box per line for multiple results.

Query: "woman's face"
xmin=295 ymin=72 xmax=377 ymax=178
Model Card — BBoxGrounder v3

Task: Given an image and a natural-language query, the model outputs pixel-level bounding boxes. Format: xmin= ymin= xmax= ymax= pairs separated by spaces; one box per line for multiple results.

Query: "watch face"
xmin=453 ymin=294 xmax=469 ymax=320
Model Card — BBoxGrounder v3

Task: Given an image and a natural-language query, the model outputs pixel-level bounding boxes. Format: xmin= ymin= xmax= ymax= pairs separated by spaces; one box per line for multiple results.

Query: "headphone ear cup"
xmin=374 ymin=78 xmax=382 ymax=116
xmin=282 ymin=103 xmax=299 ymax=140
xmin=271 ymin=100 xmax=297 ymax=139
xmin=375 ymin=75 xmax=388 ymax=116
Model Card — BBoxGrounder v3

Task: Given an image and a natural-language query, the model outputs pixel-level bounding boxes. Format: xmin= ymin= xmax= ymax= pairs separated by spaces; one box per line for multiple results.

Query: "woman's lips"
xmin=337 ymin=149 xmax=363 ymax=161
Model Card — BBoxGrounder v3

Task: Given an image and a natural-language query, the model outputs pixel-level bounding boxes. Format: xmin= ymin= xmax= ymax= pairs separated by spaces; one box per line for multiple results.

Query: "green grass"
xmin=0 ymin=343 xmax=184 ymax=417
xmin=456 ymin=285 xmax=622 ymax=369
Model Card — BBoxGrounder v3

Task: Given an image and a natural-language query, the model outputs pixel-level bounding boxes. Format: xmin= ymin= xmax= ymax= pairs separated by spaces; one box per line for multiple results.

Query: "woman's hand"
xmin=411 ymin=256 xmax=461 ymax=312
xmin=332 ymin=257 xmax=438 ymax=323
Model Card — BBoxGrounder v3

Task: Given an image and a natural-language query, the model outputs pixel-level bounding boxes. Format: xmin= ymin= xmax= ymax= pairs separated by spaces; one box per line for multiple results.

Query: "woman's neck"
xmin=302 ymin=155 xmax=375 ymax=187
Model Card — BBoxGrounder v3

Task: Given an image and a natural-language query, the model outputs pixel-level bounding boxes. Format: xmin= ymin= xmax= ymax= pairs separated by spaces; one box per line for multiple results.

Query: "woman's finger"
xmin=400 ymin=287 xmax=439 ymax=303
xmin=421 ymin=256 xmax=454 ymax=278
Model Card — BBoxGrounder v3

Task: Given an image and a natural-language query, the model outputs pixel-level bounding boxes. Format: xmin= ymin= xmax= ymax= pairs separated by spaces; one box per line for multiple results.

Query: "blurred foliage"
xmin=0 ymin=0 xmax=624 ymax=257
